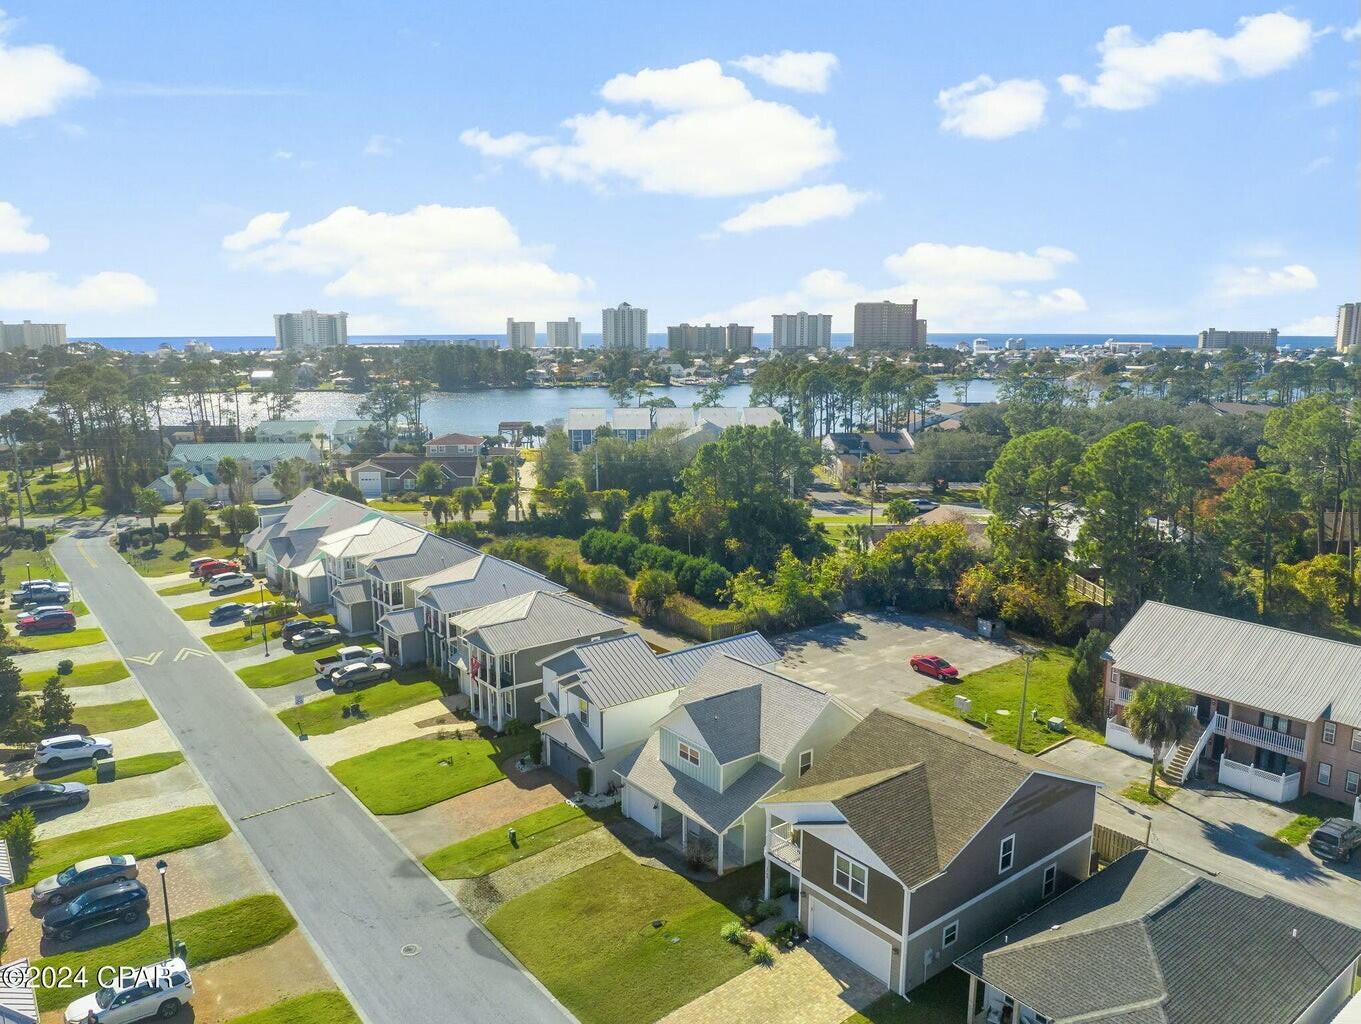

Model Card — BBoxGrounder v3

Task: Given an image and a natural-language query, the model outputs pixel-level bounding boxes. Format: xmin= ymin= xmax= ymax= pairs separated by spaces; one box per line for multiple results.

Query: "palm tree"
xmin=861 ymin=453 xmax=884 ymax=528
xmin=1123 ymin=682 xmax=1195 ymax=796
xmin=169 ymin=467 xmax=194 ymax=505
xmin=216 ymin=456 xmax=241 ymax=505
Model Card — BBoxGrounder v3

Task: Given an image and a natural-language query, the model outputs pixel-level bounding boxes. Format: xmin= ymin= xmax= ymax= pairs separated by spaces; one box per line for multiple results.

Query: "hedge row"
xmin=579 ymin=528 xmax=730 ymax=605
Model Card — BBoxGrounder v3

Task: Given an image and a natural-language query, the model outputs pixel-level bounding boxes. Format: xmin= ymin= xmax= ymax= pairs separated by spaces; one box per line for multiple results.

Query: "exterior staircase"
xmin=1162 ymin=720 xmax=1206 ymax=784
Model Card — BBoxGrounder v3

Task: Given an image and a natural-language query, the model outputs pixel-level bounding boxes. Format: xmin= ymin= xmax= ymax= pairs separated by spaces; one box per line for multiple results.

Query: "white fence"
xmin=1218 ymin=756 xmax=1300 ymax=803
xmin=1106 ymin=720 xmax=1157 ymax=760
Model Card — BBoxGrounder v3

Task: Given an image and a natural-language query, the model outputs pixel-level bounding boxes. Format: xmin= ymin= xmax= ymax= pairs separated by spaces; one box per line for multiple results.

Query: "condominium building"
xmin=917 ymin=319 xmax=929 ymax=348
xmin=545 ymin=317 xmax=582 ymax=349
xmin=602 ymin=302 xmax=648 ymax=350
xmin=772 ymin=312 xmax=831 ymax=351
xmin=853 ymin=300 xmax=919 ymax=349
xmin=0 ymin=320 xmax=66 ymax=351
xmin=666 ymin=323 xmax=726 ymax=354
xmin=1337 ymin=303 xmax=1360 ymax=353
xmin=725 ymin=323 xmax=753 ymax=353
xmin=506 ymin=318 xmax=536 ymax=350
xmin=274 ymin=310 xmax=348 ymax=351
xmin=1196 ymin=327 xmax=1278 ymax=352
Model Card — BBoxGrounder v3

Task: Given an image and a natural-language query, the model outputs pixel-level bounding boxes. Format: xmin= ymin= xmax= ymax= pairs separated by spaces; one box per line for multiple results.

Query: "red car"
xmin=18 ymin=607 xmax=77 ymax=633
xmin=195 ymin=560 xmax=241 ymax=579
xmin=910 ymin=654 xmax=959 ymax=681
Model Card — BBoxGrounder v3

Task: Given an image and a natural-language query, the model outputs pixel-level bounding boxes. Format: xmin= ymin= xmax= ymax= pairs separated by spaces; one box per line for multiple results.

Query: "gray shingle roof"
xmin=1112 ymin=601 xmax=1361 ymax=725
xmin=541 ymin=634 xmax=677 ymax=708
xmin=957 ymin=849 xmax=1361 ymax=1024
xmin=415 ymin=554 xmax=565 ymax=614
xmin=616 ymin=733 xmax=785 ymax=833
xmin=0 ymin=954 xmax=37 ymax=1024
xmin=378 ymin=608 xmax=423 ymax=637
xmin=539 ymin=713 xmax=604 ymax=762
xmin=169 ymin=441 xmax=317 ymax=463
xmin=333 ymin=581 xmax=369 ymax=604
xmin=456 ymin=591 xmax=626 ymax=656
xmin=656 ymin=631 xmax=780 ymax=685
xmin=366 ymin=534 xmax=480 ymax=582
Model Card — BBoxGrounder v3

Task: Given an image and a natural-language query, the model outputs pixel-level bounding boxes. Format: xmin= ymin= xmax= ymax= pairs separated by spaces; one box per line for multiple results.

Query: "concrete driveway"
xmin=1041 ymin=740 xmax=1361 ymax=922
xmin=776 ymin=611 xmax=1017 ymax=715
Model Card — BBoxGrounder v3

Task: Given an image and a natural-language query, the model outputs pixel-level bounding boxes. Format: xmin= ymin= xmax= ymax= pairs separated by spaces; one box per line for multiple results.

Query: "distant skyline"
xmin=0 ymin=2 xmax=1357 ymax=337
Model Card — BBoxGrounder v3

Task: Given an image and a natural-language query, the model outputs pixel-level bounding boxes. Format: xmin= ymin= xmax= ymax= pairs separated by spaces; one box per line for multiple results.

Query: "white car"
xmin=207 ymin=572 xmax=252 ymax=594
xmin=64 ymin=957 xmax=193 ymax=1023
xmin=35 ymin=734 xmax=113 ymax=768
xmin=908 ymin=498 xmax=940 ymax=513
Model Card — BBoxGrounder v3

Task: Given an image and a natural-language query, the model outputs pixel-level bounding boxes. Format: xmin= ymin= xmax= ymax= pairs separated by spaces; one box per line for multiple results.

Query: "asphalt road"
xmin=55 ymin=534 xmax=570 ymax=1024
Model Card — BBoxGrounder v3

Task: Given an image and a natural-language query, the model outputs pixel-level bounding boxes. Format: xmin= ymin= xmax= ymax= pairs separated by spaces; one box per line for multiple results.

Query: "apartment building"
xmin=1196 ymin=327 xmax=1278 ymax=351
xmin=0 ymin=320 xmax=66 ymax=351
xmin=667 ymin=323 xmax=727 ymax=354
xmin=772 ymin=312 xmax=832 ymax=351
xmin=725 ymin=323 xmax=753 ymax=353
xmin=1338 ymin=303 xmax=1360 ymax=354
xmin=854 ymin=300 xmax=919 ymax=349
xmin=602 ymin=302 xmax=648 ymax=350
xmin=506 ymin=318 xmax=536 ymax=350
xmin=545 ymin=318 xmax=582 ymax=349
xmin=1105 ymin=601 xmax=1361 ymax=806
xmin=274 ymin=309 xmax=348 ymax=350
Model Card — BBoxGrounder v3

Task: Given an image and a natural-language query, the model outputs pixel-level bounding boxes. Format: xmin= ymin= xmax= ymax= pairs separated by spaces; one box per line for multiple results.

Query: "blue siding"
xmin=659 ymin=728 xmax=721 ymax=790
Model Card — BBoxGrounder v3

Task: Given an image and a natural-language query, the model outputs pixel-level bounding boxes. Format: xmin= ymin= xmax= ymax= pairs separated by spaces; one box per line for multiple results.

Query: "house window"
xmin=1042 ymin=863 xmax=1057 ymax=898
xmin=678 ymin=742 xmax=701 ymax=767
xmin=498 ymin=654 xmax=514 ymax=685
xmin=502 ymin=691 xmax=513 ymax=717
xmin=798 ymin=749 xmax=814 ymax=776
xmin=833 ymin=852 xmax=868 ymax=901
xmin=998 ymin=835 xmax=1016 ymax=873
xmin=1352 ymin=729 xmax=1361 ymax=754
xmin=577 ymin=696 xmax=588 ymax=720
xmin=1317 ymin=762 xmax=1332 ymax=787
xmin=1323 ymin=722 xmax=1336 ymax=745
xmin=942 ymin=921 xmax=958 ymax=947
xmin=1345 ymin=771 xmax=1359 ymax=796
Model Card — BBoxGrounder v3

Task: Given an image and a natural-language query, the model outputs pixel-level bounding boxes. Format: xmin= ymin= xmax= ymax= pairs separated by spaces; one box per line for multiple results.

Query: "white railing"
xmin=1218 ymin=756 xmax=1300 ymax=803
xmin=1220 ymin=718 xmax=1305 ymax=759
xmin=1169 ymin=716 xmax=1218 ymax=784
xmin=766 ymin=822 xmax=801 ymax=872
xmin=1117 ymin=686 xmax=1136 ymax=704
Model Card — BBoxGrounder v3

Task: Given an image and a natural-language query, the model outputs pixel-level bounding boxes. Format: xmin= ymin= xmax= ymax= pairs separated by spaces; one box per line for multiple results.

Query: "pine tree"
xmin=39 ymin=675 xmax=76 ymax=734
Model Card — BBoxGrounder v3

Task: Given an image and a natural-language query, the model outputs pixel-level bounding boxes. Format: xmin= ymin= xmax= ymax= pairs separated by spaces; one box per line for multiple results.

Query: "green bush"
xmin=748 ymin=938 xmax=775 ymax=964
xmin=0 ymin=807 xmax=36 ymax=877
xmin=576 ymin=765 xmax=593 ymax=794
xmin=719 ymin=920 xmax=745 ymax=944
xmin=56 ymin=659 xmax=73 ymax=676
xmin=587 ymin=562 xmax=628 ymax=595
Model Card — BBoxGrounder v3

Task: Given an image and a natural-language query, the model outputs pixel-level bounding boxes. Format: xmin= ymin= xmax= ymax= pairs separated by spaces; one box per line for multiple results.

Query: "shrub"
xmin=576 ymin=765 xmax=593 ymax=795
xmin=755 ymin=898 xmax=782 ymax=921
xmin=438 ymin=521 xmax=481 ymax=545
xmin=719 ymin=920 xmax=746 ymax=944
xmin=772 ymin=920 xmax=805 ymax=947
xmin=587 ymin=562 xmax=628 ymax=595
xmin=632 ymin=569 xmax=677 ymax=622
xmin=0 ymin=807 xmax=36 ymax=877
xmin=748 ymin=939 xmax=775 ymax=965
xmin=56 ymin=659 xmax=74 ymax=676
xmin=503 ymin=718 xmax=526 ymax=736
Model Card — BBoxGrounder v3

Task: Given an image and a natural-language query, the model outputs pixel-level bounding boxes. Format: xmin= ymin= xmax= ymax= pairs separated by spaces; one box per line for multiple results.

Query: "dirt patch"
xmin=386 ymin=770 xmax=574 ymax=858
xmin=173 ymin=931 xmax=335 ymax=1023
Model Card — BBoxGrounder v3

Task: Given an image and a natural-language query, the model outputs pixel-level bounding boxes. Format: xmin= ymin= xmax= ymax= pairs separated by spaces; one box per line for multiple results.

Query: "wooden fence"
xmin=1069 ymin=573 xmax=1109 ymax=606
xmin=1092 ymin=822 xmax=1145 ymax=864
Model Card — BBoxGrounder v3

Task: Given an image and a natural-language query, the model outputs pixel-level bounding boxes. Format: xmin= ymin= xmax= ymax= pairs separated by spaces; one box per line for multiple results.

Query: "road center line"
xmin=238 ymin=791 xmax=335 ymax=821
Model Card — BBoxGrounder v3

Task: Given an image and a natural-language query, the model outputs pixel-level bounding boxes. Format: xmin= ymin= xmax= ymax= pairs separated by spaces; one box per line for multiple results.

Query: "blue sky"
xmin=0 ymin=2 xmax=1357 ymax=337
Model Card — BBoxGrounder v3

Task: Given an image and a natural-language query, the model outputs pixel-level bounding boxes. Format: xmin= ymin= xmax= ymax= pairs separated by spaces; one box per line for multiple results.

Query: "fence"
xmin=1092 ymin=822 xmax=1145 ymax=864
xmin=1069 ymin=573 xmax=1108 ymax=606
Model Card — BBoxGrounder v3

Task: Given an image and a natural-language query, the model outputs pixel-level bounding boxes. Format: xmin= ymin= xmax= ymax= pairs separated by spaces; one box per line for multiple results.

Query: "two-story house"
xmin=759 ymin=709 xmax=1099 ymax=996
xmin=366 ymin=534 xmax=480 ymax=664
xmin=346 ymin=452 xmax=479 ymax=498
xmin=167 ymin=441 xmax=321 ymax=501
xmin=451 ymin=591 xmax=628 ymax=730
xmin=317 ymin=517 xmax=427 ymax=633
xmin=423 ymin=433 xmax=487 ymax=457
xmin=566 ymin=409 xmax=608 ymax=452
xmin=536 ymin=631 xmax=780 ymax=794
xmin=255 ymin=419 xmax=323 ymax=444
xmin=615 ymin=657 xmax=859 ymax=876
xmin=1105 ymin=601 xmax=1361 ymax=807
xmin=244 ymin=489 xmax=380 ymax=606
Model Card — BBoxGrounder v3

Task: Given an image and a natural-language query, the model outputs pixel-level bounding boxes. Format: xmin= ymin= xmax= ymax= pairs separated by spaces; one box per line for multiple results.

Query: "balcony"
xmin=766 ymin=821 xmax=801 ymax=874
xmin=1218 ymin=755 xmax=1300 ymax=803
xmin=1215 ymin=716 xmax=1305 ymax=760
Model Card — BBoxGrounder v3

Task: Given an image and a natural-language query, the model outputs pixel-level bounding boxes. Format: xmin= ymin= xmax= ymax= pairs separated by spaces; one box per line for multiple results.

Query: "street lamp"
xmin=155 ymin=859 xmax=174 ymax=959
xmin=1015 ymin=647 xmax=1038 ymax=751
xmin=259 ymin=579 xmax=270 ymax=658
xmin=25 ymin=561 xmax=30 ymax=582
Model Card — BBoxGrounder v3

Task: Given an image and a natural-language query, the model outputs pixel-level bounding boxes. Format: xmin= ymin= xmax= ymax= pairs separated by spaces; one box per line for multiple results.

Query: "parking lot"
xmin=775 ymin=610 xmax=1018 ymax=714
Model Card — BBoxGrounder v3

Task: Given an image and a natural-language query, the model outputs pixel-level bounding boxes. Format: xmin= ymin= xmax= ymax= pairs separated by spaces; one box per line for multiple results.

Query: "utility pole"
xmin=1015 ymin=647 xmax=1037 ymax=751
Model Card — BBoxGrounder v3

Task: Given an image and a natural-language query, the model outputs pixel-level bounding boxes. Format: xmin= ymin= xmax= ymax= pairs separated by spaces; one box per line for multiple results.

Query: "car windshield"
xmin=95 ymin=986 xmax=118 ymax=1009
xmin=66 ymin=891 xmax=90 ymax=912
xmin=56 ymin=866 xmax=78 ymax=884
xmin=1314 ymin=833 xmax=1337 ymax=844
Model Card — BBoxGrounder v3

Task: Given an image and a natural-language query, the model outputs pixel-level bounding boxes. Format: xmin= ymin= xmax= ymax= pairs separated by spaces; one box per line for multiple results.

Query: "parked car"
xmin=243 ymin=602 xmax=278 ymax=624
xmin=329 ymin=659 xmax=393 ymax=692
xmin=315 ymin=644 xmax=383 ymax=676
xmin=909 ymin=654 xmax=959 ymax=681
xmin=18 ymin=606 xmax=77 ymax=633
xmin=188 ymin=557 xmax=219 ymax=573
xmin=279 ymin=618 xmax=322 ymax=641
xmin=63 ymin=956 xmax=193 ymax=1024
xmin=12 ymin=579 xmax=67 ymax=598
xmin=908 ymin=498 xmax=939 ymax=513
xmin=208 ymin=572 xmax=252 ymax=594
xmin=1309 ymin=818 xmax=1361 ymax=863
xmin=32 ymin=854 xmax=139 ymax=906
xmin=207 ymin=602 xmax=248 ymax=623
xmin=35 ymin=734 xmax=114 ymax=767
xmin=42 ymin=878 xmax=149 ymax=942
xmin=13 ymin=584 xmax=71 ymax=606
xmin=0 ymin=782 xmax=90 ymax=820
xmin=287 ymin=626 xmax=343 ymax=651
xmin=192 ymin=559 xmax=240 ymax=579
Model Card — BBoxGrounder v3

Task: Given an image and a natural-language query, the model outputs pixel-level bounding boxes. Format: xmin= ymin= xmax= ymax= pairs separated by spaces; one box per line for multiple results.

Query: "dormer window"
xmin=677 ymin=741 xmax=701 ymax=766
xmin=577 ymin=696 xmax=588 ymax=720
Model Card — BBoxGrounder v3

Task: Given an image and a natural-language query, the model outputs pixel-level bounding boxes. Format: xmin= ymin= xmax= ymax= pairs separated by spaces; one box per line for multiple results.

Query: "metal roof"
xmin=545 ymin=634 xmax=677 ymax=708
xmin=566 ymin=408 xmax=608 ymax=430
xmin=414 ymin=554 xmax=565 ymax=613
xmin=378 ymin=608 xmax=424 ymax=637
xmin=366 ymin=534 xmax=480 ymax=582
xmin=616 ymin=733 xmax=785 ymax=833
xmin=332 ymin=581 xmax=369 ymax=604
xmin=656 ymin=631 xmax=779 ymax=685
xmin=318 ymin=517 xmax=426 ymax=560
xmin=538 ymin=713 xmax=604 ymax=763
xmin=611 ymin=408 xmax=653 ymax=430
xmin=652 ymin=408 xmax=693 ymax=429
xmin=168 ymin=441 xmax=318 ymax=463
xmin=1111 ymin=601 xmax=1361 ymax=725
xmin=0 ymin=956 xmax=37 ymax=1024
xmin=956 ymin=849 xmax=1361 ymax=1024
xmin=455 ymin=591 xmax=626 ymax=655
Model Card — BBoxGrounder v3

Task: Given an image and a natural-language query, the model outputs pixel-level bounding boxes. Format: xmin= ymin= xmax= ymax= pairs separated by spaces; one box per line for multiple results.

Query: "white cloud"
xmin=0 ymin=270 xmax=155 ymax=312
xmin=719 ymin=184 xmax=872 ymax=233
xmin=0 ymin=12 xmax=97 ymax=126
xmin=703 ymin=241 xmax=1086 ymax=330
xmin=363 ymin=133 xmax=399 ymax=157
xmin=222 ymin=211 xmax=290 ymax=252
xmin=1342 ymin=21 xmax=1361 ymax=43
xmin=223 ymin=204 xmax=589 ymax=329
xmin=1283 ymin=313 xmax=1336 ymax=335
xmin=1310 ymin=88 xmax=1340 ymax=106
xmin=462 ymin=58 xmax=838 ymax=197
xmin=0 ymin=201 xmax=49 ymax=253
xmin=1060 ymin=13 xmax=1313 ymax=111
xmin=1304 ymin=155 xmax=1331 ymax=174
xmin=731 ymin=51 xmax=838 ymax=93
xmin=272 ymin=149 xmax=294 ymax=161
xmin=936 ymin=76 xmax=1047 ymax=139
xmin=1214 ymin=263 xmax=1318 ymax=300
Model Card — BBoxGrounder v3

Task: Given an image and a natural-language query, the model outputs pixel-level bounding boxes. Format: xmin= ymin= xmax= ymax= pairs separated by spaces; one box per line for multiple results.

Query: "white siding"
xmin=601 ymin=691 xmax=678 ymax=754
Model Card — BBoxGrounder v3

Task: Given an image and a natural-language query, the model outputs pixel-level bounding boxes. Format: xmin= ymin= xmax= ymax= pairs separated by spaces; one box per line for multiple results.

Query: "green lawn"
xmin=4 ymin=600 xmax=88 ymax=622
xmin=227 ymin=992 xmax=362 ymax=1024
xmin=34 ymin=894 xmax=295 ymax=1010
xmin=908 ymin=647 xmax=1103 ymax=754
xmin=178 ymin=591 xmax=289 ymax=621
xmin=332 ymin=731 xmax=538 ymax=815
xmin=0 ymin=545 xmax=67 ymax=586
xmin=120 ymin=536 xmax=241 ymax=576
xmin=236 ymin=641 xmax=352 ymax=688
xmin=2 ymin=464 xmax=106 ymax=518
xmin=0 ymin=751 xmax=184 ymax=795
xmin=425 ymin=803 xmax=617 ymax=879
xmin=1120 ymin=779 xmax=1175 ymax=806
xmin=158 ymin=579 xmax=211 ymax=596
xmin=12 ymin=626 xmax=106 ymax=652
xmin=839 ymin=970 xmax=970 ymax=1024
xmin=1275 ymin=814 xmax=1321 ymax=846
xmin=74 ymin=698 xmax=157 ymax=733
xmin=21 ymin=659 xmax=129 ymax=690
xmin=487 ymin=853 xmax=753 ymax=1024
xmin=370 ymin=498 xmax=428 ymax=512
xmin=206 ymin=613 xmax=336 ymax=653
xmin=277 ymin=670 xmax=451 ymax=737
xmin=15 ymin=805 xmax=231 ymax=887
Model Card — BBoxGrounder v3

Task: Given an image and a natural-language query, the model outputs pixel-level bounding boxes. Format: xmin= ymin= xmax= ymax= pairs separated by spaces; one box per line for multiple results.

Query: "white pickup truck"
xmin=314 ymin=644 xmax=383 ymax=676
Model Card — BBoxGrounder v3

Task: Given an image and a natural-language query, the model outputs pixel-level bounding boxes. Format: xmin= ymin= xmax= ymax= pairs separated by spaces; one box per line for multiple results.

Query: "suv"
xmin=33 ymin=855 xmax=139 ymax=907
xmin=42 ymin=878 xmax=149 ymax=941
xmin=1309 ymin=817 xmax=1361 ymax=863
xmin=35 ymin=734 xmax=114 ymax=767
xmin=18 ymin=606 xmax=77 ymax=633
xmin=279 ymin=618 xmax=321 ymax=641
xmin=208 ymin=572 xmax=252 ymax=594
xmin=63 ymin=957 xmax=193 ymax=1024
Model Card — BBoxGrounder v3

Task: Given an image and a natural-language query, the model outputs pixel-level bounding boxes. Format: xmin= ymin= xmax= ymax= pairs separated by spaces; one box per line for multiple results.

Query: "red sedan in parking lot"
xmin=909 ymin=654 xmax=959 ymax=681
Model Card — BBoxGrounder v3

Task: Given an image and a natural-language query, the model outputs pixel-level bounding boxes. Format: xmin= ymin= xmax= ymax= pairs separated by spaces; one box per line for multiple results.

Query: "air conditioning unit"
xmin=954 ymin=695 xmax=972 ymax=715
xmin=1046 ymin=716 xmax=1066 ymax=733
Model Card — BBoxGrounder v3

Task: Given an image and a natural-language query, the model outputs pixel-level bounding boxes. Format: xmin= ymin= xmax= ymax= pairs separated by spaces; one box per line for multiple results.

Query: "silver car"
xmin=32 ymin=854 xmax=139 ymax=906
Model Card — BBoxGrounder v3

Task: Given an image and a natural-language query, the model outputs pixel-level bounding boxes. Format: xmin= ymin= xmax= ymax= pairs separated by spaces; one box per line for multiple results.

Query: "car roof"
xmin=84 ymin=878 xmax=144 ymax=896
xmin=38 ymin=733 xmax=84 ymax=745
xmin=1319 ymin=818 xmax=1357 ymax=833
xmin=73 ymin=855 xmax=118 ymax=872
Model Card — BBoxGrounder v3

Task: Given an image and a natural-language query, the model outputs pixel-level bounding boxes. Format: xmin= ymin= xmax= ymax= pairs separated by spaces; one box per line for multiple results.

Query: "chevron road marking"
xmin=127 ymin=651 xmax=163 ymax=666
xmin=174 ymin=647 xmax=208 ymax=662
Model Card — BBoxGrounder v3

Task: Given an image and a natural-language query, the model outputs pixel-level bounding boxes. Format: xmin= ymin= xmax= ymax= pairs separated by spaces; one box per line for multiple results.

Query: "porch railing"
xmin=766 ymin=822 xmax=801 ymax=873
xmin=1217 ymin=717 xmax=1305 ymax=759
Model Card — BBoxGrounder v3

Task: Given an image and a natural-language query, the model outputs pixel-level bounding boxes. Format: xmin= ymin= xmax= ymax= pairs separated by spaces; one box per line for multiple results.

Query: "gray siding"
xmin=802 ymin=832 xmax=904 ymax=933
xmin=660 ymin=728 xmax=721 ymax=789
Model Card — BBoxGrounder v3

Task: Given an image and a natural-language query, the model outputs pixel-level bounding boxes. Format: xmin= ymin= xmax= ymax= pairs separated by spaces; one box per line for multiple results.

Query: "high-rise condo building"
xmin=725 ymin=323 xmax=754 ymax=353
xmin=1336 ymin=303 xmax=1360 ymax=353
xmin=546 ymin=317 xmax=582 ymax=349
xmin=667 ymin=323 xmax=727 ymax=354
xmin=274 ymin=309 xmax=348 ymax=351
xmin=1196 ymin=328 xmax=1278 ymax=352
xmin=853 ymin=299 xmax=919 ymax=349
xmin=917 ymin=319 xmax=929 ymax=348
xmin=0 ymin=320 xmax=67 ymax=351
xmin=602 ymin=302 xmax=648 ymax=350
xmin=506 ymin=318 xmax=536 ymax=350
xmin=772 ymin=312 xmax=832 ymax=351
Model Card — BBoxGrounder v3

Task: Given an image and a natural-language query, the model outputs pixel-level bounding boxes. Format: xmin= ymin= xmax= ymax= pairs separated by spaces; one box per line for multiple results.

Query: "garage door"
xmin=623 ymin=784 xmax=659 ymax=834
xmin=809 ymin=897 xmax=893 ymax=986
xmin=548 ymin=737 xmax=588 ymax=784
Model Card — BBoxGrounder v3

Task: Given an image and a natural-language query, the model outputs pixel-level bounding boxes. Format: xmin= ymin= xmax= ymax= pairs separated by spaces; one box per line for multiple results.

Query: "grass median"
xmin=0 ymin=751 xmax=184 ymax=796
xmin=121 ymin=537 xmax=241 ymax=577
xmin=16 ymin=805 xmax=231 ymax=887
xmin=178 ymin=592 xmax=291 ymax=621
xmin=12 ymin=626 xmax=106 ymax=652
xmin=277 ymin=671 xmax=451 ymax=737
xmin=227 ymin=992 xmax=363 ymax=1024
xmin=425 ymin=803 xmax=617 ymax=879
xmin=332 ymin=731 xmax=538 ymax=815
xmin=20 ymin=659 xmax=129 ymax=690
xmin=34 ymin=893 xmax=296 ymax=1010
xmin=206 ymin=613 xmax=336 ymax=653
xmin=236 ymin=641 xmax=351 ymax=688
xmin=74 ymin=698 xmax=158 ymax=734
